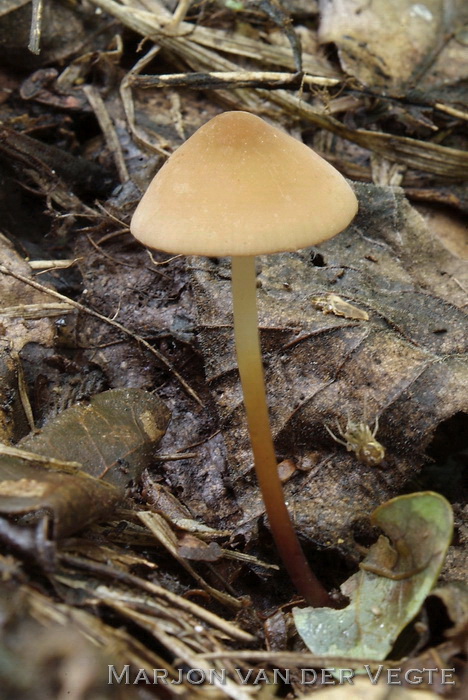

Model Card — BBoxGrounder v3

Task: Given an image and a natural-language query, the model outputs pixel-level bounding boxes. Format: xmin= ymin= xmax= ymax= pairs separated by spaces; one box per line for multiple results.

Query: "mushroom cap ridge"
xmin=131 ymin=111 xmax=358 ymax=257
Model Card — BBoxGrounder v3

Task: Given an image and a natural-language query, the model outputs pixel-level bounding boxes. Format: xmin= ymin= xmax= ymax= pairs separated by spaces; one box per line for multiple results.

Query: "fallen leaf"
xmin=20 ymin=388 xmax=170 ymax=489
xmin=293 ymin=492 xmax=453 ymax=660
xmin=0 ymin=343 xmax=29 ymax=442
xmin=319 ymin=0 xmax=468 ymax=99
xmin=177 ymin=533 xmax=223 ymax=562
xmin=416 ymin=204 xmax=468 ymax=260
xmin=428 ymin=582 xmax=468 ymax=637
xmin=0 ymin=454 xmax=120 ymax=541
xmin=192 ymin=183 xmax=468 ymax=550
xmin=0 ymin=233 xmax=70 ymax=352
xmin=0 ymin=389 xmax=170 ymax=548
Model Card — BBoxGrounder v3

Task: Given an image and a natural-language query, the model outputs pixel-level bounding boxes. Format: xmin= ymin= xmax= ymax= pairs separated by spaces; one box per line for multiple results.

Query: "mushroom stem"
xmin=231 ymin=255 xmax=332 ymax=607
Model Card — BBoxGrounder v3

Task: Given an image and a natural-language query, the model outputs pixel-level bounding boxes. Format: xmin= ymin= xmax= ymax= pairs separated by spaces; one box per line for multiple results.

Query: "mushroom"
xmin=131 ymin=111 xmax=358 ymax=606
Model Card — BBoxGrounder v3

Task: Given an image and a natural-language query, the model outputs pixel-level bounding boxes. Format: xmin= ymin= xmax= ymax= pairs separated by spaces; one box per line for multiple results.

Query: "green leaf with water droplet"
xmin=294 ymin=492 xmax=453 ymax=660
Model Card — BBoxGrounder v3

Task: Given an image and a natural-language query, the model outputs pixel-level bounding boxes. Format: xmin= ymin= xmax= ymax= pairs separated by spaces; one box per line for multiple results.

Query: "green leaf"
xmin=293 ymin=492 xmax=453 ymax=660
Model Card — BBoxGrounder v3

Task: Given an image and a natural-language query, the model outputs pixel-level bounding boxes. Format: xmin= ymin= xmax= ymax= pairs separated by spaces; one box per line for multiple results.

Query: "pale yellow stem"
xmin=231 ymin=255 xmax=331 ymax=606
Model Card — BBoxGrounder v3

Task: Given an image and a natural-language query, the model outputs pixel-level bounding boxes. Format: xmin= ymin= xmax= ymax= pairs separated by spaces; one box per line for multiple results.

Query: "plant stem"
xmin=231 ymin=255 xmax=332 ymax=607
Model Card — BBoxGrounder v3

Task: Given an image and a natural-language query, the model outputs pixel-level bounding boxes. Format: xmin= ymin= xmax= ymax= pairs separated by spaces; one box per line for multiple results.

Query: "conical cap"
xmin=131 ymin=111 xmax=358 ymax=256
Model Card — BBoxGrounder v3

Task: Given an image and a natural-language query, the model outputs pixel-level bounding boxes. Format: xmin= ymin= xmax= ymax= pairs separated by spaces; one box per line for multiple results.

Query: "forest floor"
xmin=0 ymin=1 xmax=467 ymax=698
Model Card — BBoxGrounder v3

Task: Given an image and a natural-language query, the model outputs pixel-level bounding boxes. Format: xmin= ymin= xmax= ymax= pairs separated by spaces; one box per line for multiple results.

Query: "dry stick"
xmin=120 ymin=45 xmax=172 ymax=157
xmin=83 ymin=84 xmax=130 ymax=183
xmin=435 ymin=102 xmax=468 ymax=121
xmin=166 ymin=0 xmax=192 ymax=31
xmin=58 ymin=553 xmax=255 ymax=643
xmin=0 ymin=263 xmax=202 ymax=406
xmin=132 ymin=70 xmax=308 ymax=90
xmin=11 ymin=351 xmax=36 ymax=432
xmin=0 ymin=302 xmax=73 ymax=318
xmin=29 ymin=259 xmax=81 ymax=271
xmin=199 ymin=650 xmax=385 ymax=672
xmin=86 ymin=233 xmax=141 ymax=270
xmin=28 ymin=0 xmax=43 ymax=54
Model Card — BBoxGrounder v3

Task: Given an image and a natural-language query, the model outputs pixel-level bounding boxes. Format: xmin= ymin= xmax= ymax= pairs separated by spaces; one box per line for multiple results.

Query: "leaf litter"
xmin=192 ymin=182 xmax=467 ymax=551
xmin=0 ymin=0 xmax=467 ymax=696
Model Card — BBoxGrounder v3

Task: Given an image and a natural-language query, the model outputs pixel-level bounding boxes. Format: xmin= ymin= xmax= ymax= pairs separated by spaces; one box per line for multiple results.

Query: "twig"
xmin=86 ymin=233 xmax=143 ymax=271
xmin=82 ymin=84 xmax=129 ymax=183
xmin=10 ymin=352 xmax=36 ymax=432
xmin=120 ymin=45 xmax=172 ymax=157
xmin=0 ymin=443 xmax=82 ymax=471
xmin=29 ymin=259 xmax=81 ymax=271
xmin=28 ymin=0 xmax=43 ymax=54
xmin=165 ymin=0 xmax=192 ymax=33
xmin=95 ymin=229 xmax=130 ymax=245
xmin=146 ymin=250 xmax=182 ymax=266
xmin=0 ymin=263 xmax=203 ymax=406
xmin=59 ymin=552 xmax=255 ymax=642
xmin=435 ymin=102 xmax=468 ymax=121
xmin=86 ymin=233 xmax=171 ymax=279
xmin=153 ymin=452 xmax=198 ymax=460
xmin=132 ymin=70 xmax=306 ymax=90
xmin=199 ymin=650 xmax=387 ymax=671
xmin=0 ymin=302 xmax=73 ymax=318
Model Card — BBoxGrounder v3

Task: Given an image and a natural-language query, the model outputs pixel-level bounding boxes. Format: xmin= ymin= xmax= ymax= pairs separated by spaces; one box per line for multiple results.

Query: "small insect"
xmin=311 ymin=293 xmax=369 ymax=321
xmin=325 ymin=417 xmax=385 ymax=466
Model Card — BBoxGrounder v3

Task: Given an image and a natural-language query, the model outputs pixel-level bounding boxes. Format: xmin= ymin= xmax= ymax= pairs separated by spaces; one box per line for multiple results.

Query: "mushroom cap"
xmin=131 ymin=111 xmax=358 ymax=257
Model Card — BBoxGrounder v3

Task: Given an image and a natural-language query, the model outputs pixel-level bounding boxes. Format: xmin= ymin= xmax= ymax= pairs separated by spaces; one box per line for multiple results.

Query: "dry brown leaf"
xmin=319 ymin=0 xmax=468 ymax=97
xmin=20 ymin=388 xmax=170 ymax=489
xmin=192 ymin=183 xmax=468 ymax=552
xmin=416 ymin=204 xmax=468 ymax=260
xmin=0 ymin=343 xmax=30 ymax=442
xmin=177 ymin=533 xmax=223 ymax=562
xmin=0 ymin=454 xmax=120 ymax=540
xmin=0 ymin=233 xmax=70 ymax=352
xmin=138 ymin=510 xmax=244 ymax=609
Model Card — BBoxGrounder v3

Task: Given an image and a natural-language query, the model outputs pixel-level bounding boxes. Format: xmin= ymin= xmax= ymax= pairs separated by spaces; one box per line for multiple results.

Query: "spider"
xmin=325 ymin=416 xmax=385 ymax=466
